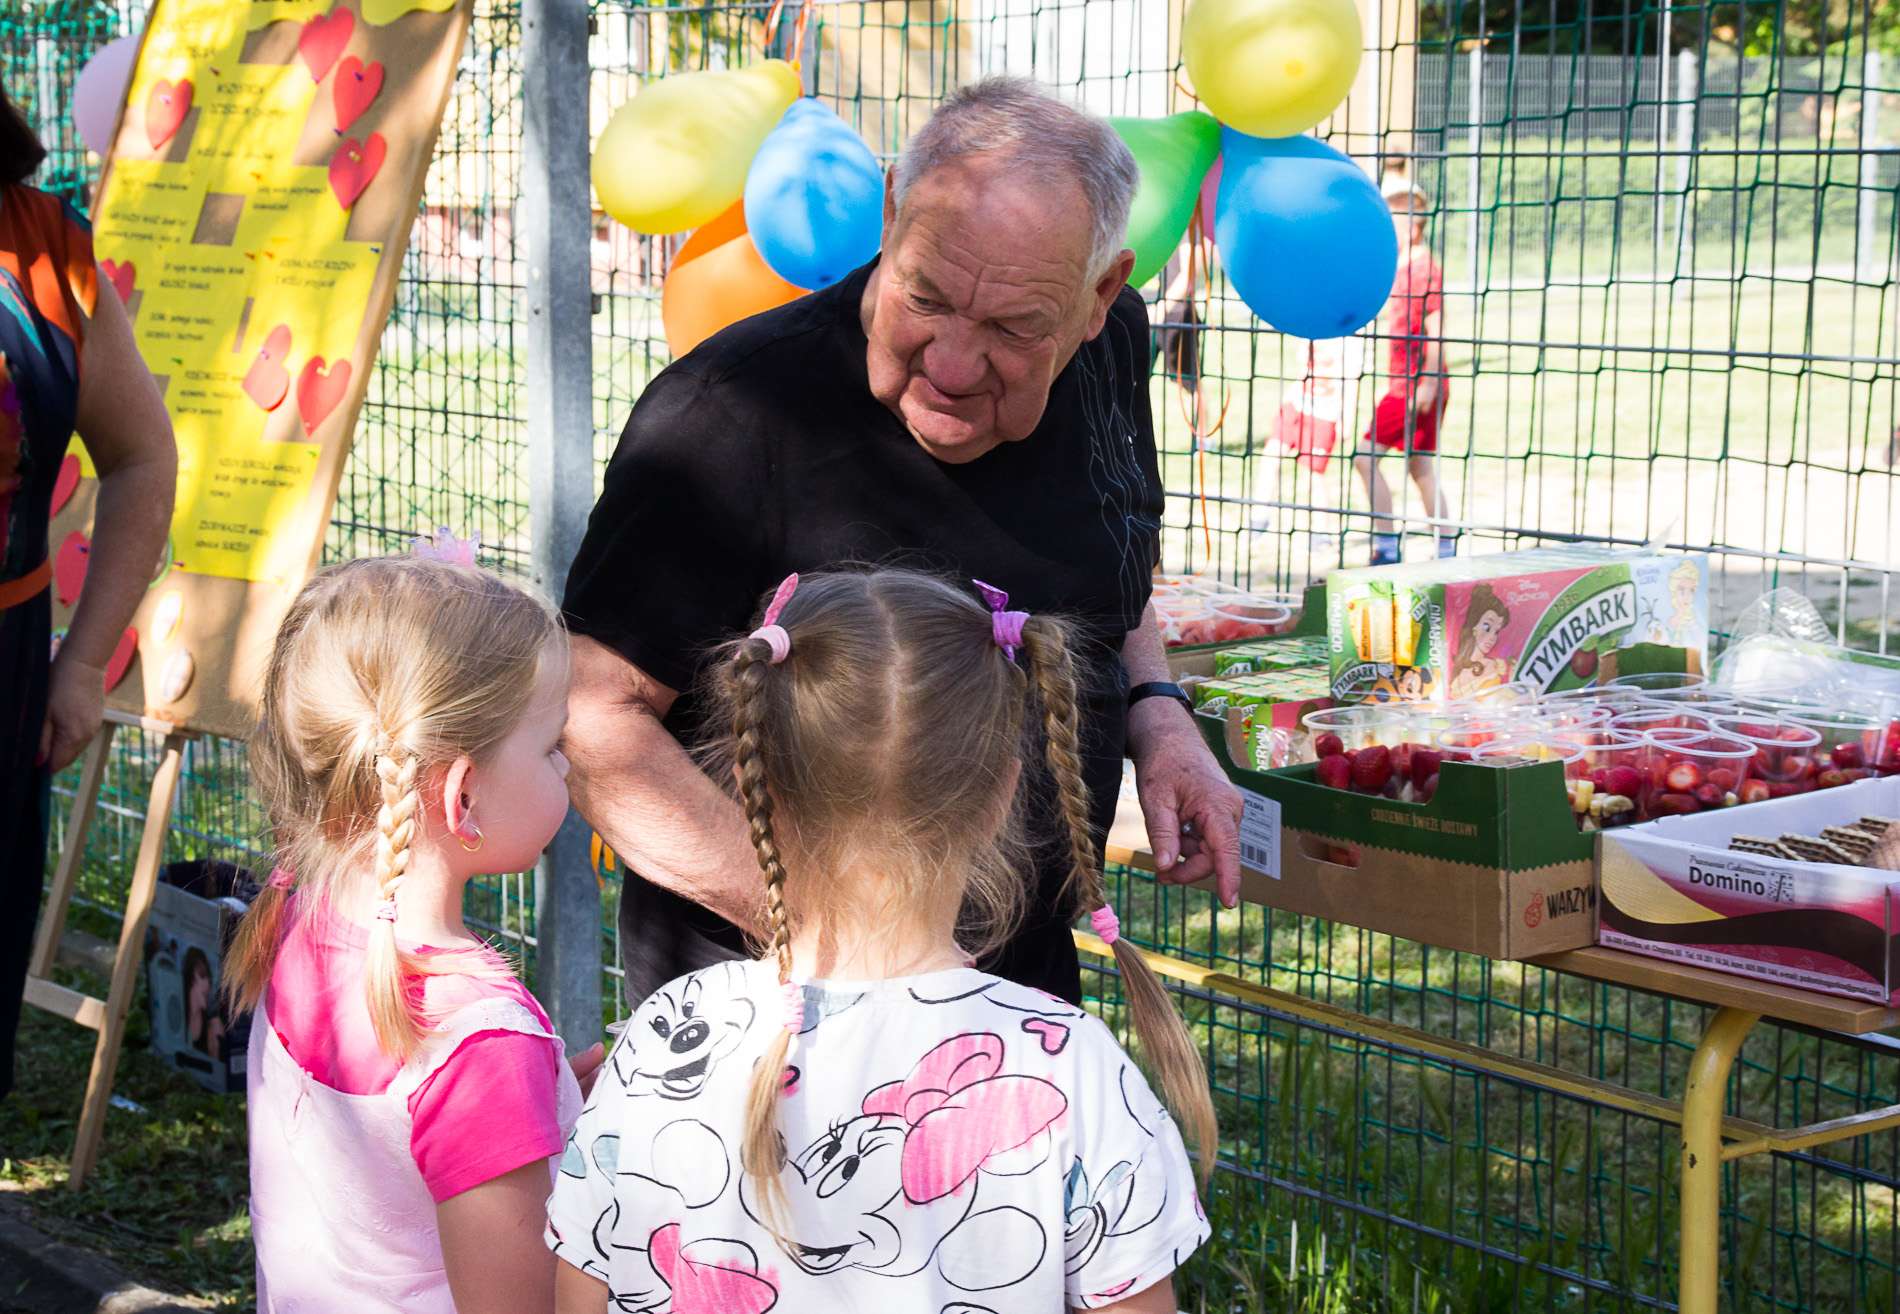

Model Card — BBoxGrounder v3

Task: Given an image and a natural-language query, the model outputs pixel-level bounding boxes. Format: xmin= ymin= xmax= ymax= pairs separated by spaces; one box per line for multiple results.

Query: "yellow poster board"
xmin=51 ymin=0 xmax=474 ymax=740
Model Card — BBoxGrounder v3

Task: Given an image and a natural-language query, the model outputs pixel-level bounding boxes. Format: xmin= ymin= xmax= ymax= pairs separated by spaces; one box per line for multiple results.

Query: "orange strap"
xmin=0 ymin=558 xmax=51 ymax=612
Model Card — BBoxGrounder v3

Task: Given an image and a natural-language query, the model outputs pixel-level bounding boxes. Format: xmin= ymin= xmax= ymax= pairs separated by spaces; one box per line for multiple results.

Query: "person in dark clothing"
xmin=0 ymin=78 xmax=175 ymax=1096
xmin=562 ymin=76 xmax=1242 ymax=1011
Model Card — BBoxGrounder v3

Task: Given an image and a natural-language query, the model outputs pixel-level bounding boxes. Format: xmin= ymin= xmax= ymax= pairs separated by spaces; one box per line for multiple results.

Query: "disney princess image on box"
xmin=1446 ymin=582 xmax=1514 ymax=700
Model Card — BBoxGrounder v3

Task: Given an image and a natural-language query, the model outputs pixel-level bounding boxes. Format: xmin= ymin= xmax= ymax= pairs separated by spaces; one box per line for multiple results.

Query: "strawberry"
xmin=1390 ymin=741 xmax=1416 ymax=781
xmin=1602 ymin=765 xmax=1642 ymax=799
xmin=1815 ymin=768 xmax=1848 ymax=789
xmin=1313 ymin=732 xmax=1345 ymax=760
xmin=1830 ymin=742 xmax=1865 ymax=770
xmin=1589 ymin=767 xmax=1614 ymax=794
xmin=1778 ymin=727 xmax=1812 ymax=742
xmin=1411 ymin=748 xmax=1444 ymax=788
xmin=1841 ymin=768 xmax=1872 ymax=783
xmin=1767 ymin=781 xmax=1802 ymax=798
xmin=1654 ymin=792 xmax=1702 ymax=815
xmin=1664 ymin=761 xmax=1703 ymax=792
xmin=1781 ymin=755 xmax=1813 ymax=780
xmin=1416 ymin=771 xmax=1439 ymax=803
xmin=1694 ymin=783 xmax=1726 ymax=807
xmin=1315 ymin=753 xmax=1353 ymax=790
xmin=1706 ymin=767 xmax=1738 ymax=793
xmin=1737 ymin=778 xmax=1771 ymax=804
xmin=1351 ymin=744 xmax=1393 ymax=791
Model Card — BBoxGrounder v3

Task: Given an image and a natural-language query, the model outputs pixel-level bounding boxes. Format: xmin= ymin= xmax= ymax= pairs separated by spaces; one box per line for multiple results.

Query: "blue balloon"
xmin=744 ymin=98 xmax=884 ymax=291
xmin=1213 ymin=129 xmax=1399 ymax=340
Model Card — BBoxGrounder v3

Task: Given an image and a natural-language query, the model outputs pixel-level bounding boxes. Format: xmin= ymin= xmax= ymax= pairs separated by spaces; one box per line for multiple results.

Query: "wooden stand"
xmin=24 ymin=708 xmax=197 ymax=1190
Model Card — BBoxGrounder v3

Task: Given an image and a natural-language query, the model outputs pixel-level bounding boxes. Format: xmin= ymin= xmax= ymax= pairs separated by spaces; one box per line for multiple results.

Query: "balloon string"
xmin=766 ymin=0 xmax=818 ymax=71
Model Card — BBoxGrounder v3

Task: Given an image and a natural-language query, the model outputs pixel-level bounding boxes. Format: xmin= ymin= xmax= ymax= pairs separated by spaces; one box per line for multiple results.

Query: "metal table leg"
xmin=1679 ymin=1005 xmax=1759 ymax=1314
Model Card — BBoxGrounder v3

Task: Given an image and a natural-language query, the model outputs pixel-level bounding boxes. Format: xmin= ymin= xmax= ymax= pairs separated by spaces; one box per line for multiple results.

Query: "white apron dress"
xmin=247 ymin=994 xmax=584 ymax=1313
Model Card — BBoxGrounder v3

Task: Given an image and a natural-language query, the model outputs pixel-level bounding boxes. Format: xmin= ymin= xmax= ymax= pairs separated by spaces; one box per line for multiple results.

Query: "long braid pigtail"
xmin=733 ymin=639 xmax=798 ymax=1227
xmin=1021 ymin=617 xmax=1218 ymax=1186
xmin=365 ymin=748 xmax=424 ymax=1061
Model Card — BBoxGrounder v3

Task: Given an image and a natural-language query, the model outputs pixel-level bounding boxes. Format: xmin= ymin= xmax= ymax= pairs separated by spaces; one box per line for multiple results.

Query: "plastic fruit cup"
xmin=1206 ymin=599 xmax=1293 ymax=644
xmin=1550 ymin=729 xmax=1645 ymax=829
xmin=1780 ymin=709 xmax=1891 ymax=773
xmin=1544 ymin=702 xmax=1616 ymax=731
xmin=1637 ymin=731 xmax=1754 ymax=820
xmin=1302 ymin=706 xmax=1404 ymax=761
xmin=1609 ymin=672 xmax=1709 ymax=696
xmin=1466 ymin=681 xmax=1543 ymax=709
xmin=1611 ymin=705 xmax=1722 ymax=735
xmin=1468 ymin=736 xmax=1546 ymax=768
xmin=1704 ymin=715 xmax=1824 ymax=786
xmin=1544 ymin=685 xmax=1645 ymax=711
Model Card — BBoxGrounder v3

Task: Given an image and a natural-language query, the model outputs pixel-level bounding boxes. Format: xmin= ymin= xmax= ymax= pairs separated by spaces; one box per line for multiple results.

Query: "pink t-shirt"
xmin=265 ymin=898 xmax=564 ymax=1203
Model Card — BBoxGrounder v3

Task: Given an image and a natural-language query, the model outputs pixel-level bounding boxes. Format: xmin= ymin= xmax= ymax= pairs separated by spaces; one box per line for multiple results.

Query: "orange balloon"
xmin=662 ymin=201 xmax=806 ymax=358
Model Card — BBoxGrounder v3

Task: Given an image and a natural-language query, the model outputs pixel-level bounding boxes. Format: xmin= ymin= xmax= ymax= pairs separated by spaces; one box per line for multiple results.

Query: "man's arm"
xmin=563 ymin=634 xmax=766 ymax=934
xmin=1411 ymin=307 xmax=1445 ymax=413
xmin=1122 ymin=604 xmax=1242 ymax=907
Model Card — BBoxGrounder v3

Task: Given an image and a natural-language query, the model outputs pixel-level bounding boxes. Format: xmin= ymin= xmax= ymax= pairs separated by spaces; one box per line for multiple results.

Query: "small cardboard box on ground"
xmin=1194 ymin=709 xmax=1598 ymax=958
xmin=144 ymin=859 xmax=257 ymax=1094
xmin=1598 ymin=776 xmax=1900 ymax=1004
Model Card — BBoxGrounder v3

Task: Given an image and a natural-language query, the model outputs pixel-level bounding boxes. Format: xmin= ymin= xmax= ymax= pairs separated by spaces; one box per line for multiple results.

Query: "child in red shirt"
xmin=1353 ymin=176 xmax=1455 ymax=565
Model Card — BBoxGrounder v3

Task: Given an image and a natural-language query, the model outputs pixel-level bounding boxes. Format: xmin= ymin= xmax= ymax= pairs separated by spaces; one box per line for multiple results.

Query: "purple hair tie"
xmin=1090 ymin=905 xmax=1121 ymax=946
xmin=973 ymin=579 xmax=1031 ymax=661
xmin=750 ymin=573 xmax=799 ymax=664
xmin=268 ymin=865 xmax=296 ymax=891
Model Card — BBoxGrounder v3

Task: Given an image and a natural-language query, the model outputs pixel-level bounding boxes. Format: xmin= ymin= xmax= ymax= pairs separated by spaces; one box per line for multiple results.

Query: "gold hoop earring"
xmin=457 ymin=820 xmax=484 ymax=852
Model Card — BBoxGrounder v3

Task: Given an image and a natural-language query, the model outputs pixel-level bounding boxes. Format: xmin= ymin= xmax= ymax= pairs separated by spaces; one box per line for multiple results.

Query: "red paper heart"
xmin=99 ymin=259 xmax=136 ymax=304
xmin=295 ymin=356 xmax=351 ymax=436
xmin=50 ymin=453 xmax=81 ymax=516
xmin=103 ymin=626 xmax=139 ymax=692
xmin=242 ymin=324 xmax=293 ymax=412
xmin=298 ymin=8 xmax=354 ymax=83
xmin=331 ymin=56 xmax=384 ymax=132
xmin=328 ymin=132 xmax=385 ymax=210
xmin=145 ymin=78 xmax=192 ymax=150
xmin=55 ymin=530 xmax=88 ymax=606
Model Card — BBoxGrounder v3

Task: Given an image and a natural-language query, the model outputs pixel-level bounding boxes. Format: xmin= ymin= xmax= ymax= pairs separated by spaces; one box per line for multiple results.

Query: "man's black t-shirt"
xmin=564 ymin=260 xmax=1162 ymax=1008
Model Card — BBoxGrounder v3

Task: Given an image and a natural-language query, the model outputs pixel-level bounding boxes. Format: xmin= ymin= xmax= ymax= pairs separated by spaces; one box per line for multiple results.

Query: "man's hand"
xmin=567 ymin=1042 xmax=606 ymax=1100
xmin=39 ymin=656 xmax=106 ymax=774
xmin=1127 ymin=699 xmax=1243 ymax=909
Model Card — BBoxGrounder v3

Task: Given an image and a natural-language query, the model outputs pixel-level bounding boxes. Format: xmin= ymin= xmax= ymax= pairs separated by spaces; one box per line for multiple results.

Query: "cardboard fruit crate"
xmin=1196 ymin=708 xmax=1598 ymax=959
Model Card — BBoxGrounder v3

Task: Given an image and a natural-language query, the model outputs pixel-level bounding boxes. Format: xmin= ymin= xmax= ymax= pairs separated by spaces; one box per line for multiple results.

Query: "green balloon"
xmin=1110 ymin=111 xmax=1222 ymax=289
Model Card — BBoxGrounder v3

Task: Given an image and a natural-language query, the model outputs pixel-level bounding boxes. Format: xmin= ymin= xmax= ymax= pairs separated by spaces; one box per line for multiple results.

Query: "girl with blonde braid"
xmin=548 ymin=570 xmax=1213 ymax=1314
xmin=226 ymin=546 xmax=603 ymax=1314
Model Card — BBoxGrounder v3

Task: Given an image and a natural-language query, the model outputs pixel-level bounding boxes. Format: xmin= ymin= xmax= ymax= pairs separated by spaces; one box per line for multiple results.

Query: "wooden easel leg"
xmin=66 ymin=733 xmax=188 ymax=1191
xmin=28 ymin=724 xmax=118 ymax=980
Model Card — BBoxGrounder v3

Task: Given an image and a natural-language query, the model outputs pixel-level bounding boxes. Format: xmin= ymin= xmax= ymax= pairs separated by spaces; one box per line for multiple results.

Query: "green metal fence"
xmin=13 ymin=0 xmax=1900 ymax=1308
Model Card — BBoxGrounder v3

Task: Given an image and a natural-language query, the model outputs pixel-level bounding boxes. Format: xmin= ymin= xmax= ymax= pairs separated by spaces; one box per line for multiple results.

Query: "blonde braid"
xmin=1022 ymin=618 xmax=1219 ymax=1186
xmin=365 ymin=747 xmax=423 ymax=1060
xmin=733 ymin=642 xmax=796 ymax=1222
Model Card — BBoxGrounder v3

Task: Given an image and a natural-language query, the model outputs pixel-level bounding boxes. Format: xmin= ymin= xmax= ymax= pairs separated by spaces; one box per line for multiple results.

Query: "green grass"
xmin=3 ymin=913 xmax=251 ymax=1312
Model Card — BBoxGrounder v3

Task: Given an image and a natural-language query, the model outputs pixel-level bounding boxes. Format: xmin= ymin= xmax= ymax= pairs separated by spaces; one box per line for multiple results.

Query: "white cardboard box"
xmin=1597 ymin=776 xmax=1900 ymax=1004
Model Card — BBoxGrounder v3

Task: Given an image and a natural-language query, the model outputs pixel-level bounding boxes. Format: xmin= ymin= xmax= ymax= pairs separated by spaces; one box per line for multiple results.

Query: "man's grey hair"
xmin=892 ymin=76 xmax=1139 ymax=280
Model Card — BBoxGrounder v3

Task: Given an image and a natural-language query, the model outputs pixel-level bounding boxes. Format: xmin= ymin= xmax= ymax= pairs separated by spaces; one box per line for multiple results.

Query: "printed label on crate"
xmin=1238 ymin=787 xmax=1281 ymax=879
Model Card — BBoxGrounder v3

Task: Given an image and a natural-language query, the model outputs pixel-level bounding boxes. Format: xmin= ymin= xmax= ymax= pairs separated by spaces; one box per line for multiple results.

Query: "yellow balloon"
xmin=593 ymin=61 xmax=801 ymax=235
xmin=1182 ymin=0 xmax=1363 ymax=140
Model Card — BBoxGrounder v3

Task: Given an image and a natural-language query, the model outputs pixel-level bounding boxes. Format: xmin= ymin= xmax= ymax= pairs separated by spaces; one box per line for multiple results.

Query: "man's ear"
xmin=1083 ymin=248 xmax=1138 ymax=341
xmin=881 ymin=169 xmax=899 ymax=241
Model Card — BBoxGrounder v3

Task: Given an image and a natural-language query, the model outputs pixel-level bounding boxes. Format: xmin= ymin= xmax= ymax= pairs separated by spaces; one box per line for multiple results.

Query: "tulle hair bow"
xmin=751 ymin=573 xmax=799 ymax=664
xmin=972 ymin=580 xmax=1030 ymax=661
xmin=410 ymin=527 xmax=480 ymax=566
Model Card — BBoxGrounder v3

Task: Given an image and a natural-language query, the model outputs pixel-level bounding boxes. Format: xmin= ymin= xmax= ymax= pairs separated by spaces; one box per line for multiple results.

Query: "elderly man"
xmin=564 ymin=77 xmax=1243 ymax=1008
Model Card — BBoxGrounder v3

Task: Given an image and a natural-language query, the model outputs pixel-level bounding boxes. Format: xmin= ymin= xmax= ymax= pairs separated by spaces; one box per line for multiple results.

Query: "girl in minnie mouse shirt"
xmin=547 ymin=570 xmax=1214 ymax=1313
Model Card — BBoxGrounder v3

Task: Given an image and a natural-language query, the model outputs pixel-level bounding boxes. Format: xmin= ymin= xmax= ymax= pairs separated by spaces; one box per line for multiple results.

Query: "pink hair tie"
xmin=749 ymin=573 xmax=799 ymax=665
xmin=972 ymin=580 xmax=1031 ymax=661
xmin=375 ymin=899 xmax=399 ymax=922
xmin=780 ymin=979 xmax=804 ymax=1034
xmin=267 ymin=865 xmax=296 ymax=891
xmin=1090 ymin=905 xmax=1121 ymax=946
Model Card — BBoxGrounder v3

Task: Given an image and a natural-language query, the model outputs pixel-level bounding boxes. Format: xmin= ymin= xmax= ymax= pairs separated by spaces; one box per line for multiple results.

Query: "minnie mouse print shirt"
xmin=545 ymin=959 xmax=1208 ymax=1312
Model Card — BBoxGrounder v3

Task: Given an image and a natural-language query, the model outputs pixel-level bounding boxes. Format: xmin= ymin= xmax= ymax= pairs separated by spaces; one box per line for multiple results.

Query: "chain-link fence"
xmin=12 ymin=0 xmax=1900 ymax=1307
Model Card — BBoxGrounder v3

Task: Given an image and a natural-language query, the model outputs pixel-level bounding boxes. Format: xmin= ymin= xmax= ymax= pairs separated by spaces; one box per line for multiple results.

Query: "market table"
xmin=1096 ymin=798 xmax=1900 ymax=1314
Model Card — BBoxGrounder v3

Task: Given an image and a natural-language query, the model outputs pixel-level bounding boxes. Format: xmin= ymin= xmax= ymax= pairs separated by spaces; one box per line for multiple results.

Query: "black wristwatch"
xmin=1127 ymin=681 xmax=1195 ymax=718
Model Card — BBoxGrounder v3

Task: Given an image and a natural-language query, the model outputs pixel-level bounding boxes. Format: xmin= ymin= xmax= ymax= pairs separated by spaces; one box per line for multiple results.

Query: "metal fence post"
xmin=522 ymin=0 xmax=602 ymax=1049
xmin=1860 ymin=49 xmax=1883 ymax=285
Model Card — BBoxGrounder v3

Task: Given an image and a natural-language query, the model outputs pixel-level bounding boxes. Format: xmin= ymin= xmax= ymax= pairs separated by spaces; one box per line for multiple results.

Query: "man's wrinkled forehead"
xmin=888 ymin=159 xmax=1094 ymax=313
